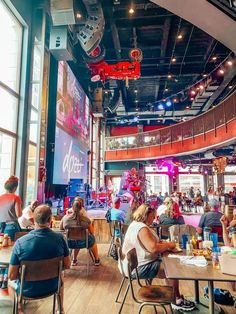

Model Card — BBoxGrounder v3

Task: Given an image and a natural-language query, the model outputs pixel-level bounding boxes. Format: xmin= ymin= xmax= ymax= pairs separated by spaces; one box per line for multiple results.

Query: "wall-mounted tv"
xmin=53 ymin=62 xmax=90 ymax=184
xmin=56 ymin=61 xmax=90 ymax=149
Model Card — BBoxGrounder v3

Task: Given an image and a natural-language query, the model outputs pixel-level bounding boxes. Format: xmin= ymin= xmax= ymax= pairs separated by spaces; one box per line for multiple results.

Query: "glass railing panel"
xmin=214 ymin=105 xmax=224 ymax=127
xmin=172 ymin=125 xmax=182 ymax=142
xmin=160 ymin=128 xmax=171 ymax=144
xmin=193 ymin=116 xmax=204 ymax=136
xmin=182 ymin=121 xmax=193 ymax=139
xmin=204 ymin=110 xmax=214 ymax=132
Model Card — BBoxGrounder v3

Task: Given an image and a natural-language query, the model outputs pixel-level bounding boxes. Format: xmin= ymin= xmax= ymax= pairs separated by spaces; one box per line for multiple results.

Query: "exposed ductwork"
xmin=77 ymin=0 xmax=105 ymax=56
xmin=50 ymin=0 xmax=75 ymax=26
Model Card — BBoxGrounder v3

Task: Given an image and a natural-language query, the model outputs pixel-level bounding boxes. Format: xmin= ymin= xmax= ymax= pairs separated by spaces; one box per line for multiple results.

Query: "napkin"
xmin=168 ymin=255 xmax=208 ymax=267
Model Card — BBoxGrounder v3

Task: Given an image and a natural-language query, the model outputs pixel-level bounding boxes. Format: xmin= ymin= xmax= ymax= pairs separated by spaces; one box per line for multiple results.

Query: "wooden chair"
xmin=13 ymin=256 xmax=63 ymax=314
xmin=14 ymin=232 xmax=29 ymax=241
xmin=158 ymin=224 xmax=171 ymax=240
xmin=126 ymin=248 xmax=175 ymax=314
xmin=66 ymin=227 xmax=93 ymax=274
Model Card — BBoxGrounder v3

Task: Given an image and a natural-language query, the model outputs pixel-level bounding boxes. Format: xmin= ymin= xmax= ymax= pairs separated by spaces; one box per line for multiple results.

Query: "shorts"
xmin=68 ymin=234 xmax=95 ymax=249
xmin=137 ymin=259 xmax=162 ymax=279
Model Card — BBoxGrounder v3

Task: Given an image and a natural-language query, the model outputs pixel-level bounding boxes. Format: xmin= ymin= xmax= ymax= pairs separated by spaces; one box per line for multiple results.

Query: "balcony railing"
xmin=106 ymin=91 xmax=236 ymax=151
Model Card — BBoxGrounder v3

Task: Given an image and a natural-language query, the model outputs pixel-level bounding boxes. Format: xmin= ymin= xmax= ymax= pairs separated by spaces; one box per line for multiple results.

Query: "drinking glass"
xmin=173 ymin=235 xmax=180 ymax=250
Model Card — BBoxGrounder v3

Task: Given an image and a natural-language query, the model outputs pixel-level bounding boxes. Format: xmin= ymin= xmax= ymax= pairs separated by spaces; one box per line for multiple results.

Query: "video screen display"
xmin=56 ymin=61 xmax=89 ymax=149
xmin=53 ymin=62 xmax=90 ymax=184
xmin=53 ymin=127 xmax=88 ymax=185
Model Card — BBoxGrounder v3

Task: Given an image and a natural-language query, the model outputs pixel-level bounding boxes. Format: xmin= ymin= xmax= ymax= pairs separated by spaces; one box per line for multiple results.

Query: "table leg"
xmin=208 ymin=281 xmax=214 ymax=314
xmin=194 ymin=280 xmax=199 ymax=304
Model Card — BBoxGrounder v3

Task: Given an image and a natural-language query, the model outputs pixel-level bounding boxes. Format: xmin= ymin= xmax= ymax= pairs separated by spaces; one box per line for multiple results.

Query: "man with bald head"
xmin=8 ymin=204 xmax=70 ymax=313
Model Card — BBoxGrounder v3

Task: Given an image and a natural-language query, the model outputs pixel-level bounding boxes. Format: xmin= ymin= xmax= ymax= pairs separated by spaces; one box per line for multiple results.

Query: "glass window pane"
xmin=29 ymin=123 xmax=38 ymax=143
xmin=0 ymin=86 xmax=18 ymax=133
xmin=25 ymin=144 xmax=37 ymax=204
xmin=31 ymin=83 xmax=40 ymax=109
xmin=0 ymin=1 xmax=22 ymax=92
xmin=0 ymin=132 xmax=15 ymax=194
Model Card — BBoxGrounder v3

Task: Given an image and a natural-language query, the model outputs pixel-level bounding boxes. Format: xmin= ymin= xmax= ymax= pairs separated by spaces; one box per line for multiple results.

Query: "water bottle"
xmin=203 ymin=227 xmax=211 ymax=241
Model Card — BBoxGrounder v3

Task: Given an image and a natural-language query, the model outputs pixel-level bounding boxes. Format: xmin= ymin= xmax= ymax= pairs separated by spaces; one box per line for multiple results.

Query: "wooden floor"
xmin=1 ymin=243 xmax=236 ymax=314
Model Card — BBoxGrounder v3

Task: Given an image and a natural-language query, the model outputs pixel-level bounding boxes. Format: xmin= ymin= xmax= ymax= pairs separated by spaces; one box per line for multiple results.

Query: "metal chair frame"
xmin=13 ymin=256 xmax=63 ymax=314
xmin=126 ymin=248 xmax=174 ymax=314
xmin=66 ymin=226 xmax=94 ymax=274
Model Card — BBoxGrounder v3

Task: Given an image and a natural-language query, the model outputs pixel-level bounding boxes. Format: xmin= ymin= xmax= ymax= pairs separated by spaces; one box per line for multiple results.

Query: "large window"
xmin=0 ymin=1 xmax=23 ymax=194
xmin=179 ymin=174 xmax=204 ymax=193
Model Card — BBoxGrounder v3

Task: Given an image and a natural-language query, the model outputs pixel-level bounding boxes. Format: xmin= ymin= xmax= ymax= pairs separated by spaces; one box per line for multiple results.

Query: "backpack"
xmin=105 ymin=208 xmax=112 ymax=223
xmin=204 ymin=287 xmax=235 ymax=305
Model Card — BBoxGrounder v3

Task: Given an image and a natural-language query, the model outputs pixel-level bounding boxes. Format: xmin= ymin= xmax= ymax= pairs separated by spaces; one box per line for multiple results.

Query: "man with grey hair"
xmin=8 ymin=204 xmax=70 ymax=313
xmin=197 ymin=198 xmax=223 ymax=235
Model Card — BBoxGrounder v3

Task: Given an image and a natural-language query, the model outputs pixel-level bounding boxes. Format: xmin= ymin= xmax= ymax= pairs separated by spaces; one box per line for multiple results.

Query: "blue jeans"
xmin=0 ymin=221 xmax=21 ymax=240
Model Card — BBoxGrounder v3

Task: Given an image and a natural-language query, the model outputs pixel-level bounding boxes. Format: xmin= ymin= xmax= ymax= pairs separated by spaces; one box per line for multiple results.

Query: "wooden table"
xmin=0 ymin=246 xmax=13 ymax=266
xmin=163 ymin=255 xmax=236 ymax=314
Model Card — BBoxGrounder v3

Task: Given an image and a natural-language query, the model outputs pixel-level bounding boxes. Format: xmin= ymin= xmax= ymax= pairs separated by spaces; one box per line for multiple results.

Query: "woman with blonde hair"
xmin=121 ymin=203 xmax=195 ymax=311
xmin=60 ymin=199 xmax=100 ymax=266
xmin=159 ymin=197 xmax=184 ymax=225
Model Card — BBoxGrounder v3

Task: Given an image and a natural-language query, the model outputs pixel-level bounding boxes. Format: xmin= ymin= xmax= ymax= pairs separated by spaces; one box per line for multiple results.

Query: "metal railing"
xmin=105 ymin=91 xmax=236 ymax=151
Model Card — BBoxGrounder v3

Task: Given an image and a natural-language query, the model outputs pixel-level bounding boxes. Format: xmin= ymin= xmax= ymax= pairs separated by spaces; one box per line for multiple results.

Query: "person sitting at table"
xmin=66 ymin=197 xmax=87 ymax=217
xmin=8 ymin=204 xmax=70 ymax=314
xmin=18 ymin=200 xmax=39 ymax=230
xmin=220 ymin=211 xmax=236 ymax=291
xmin=60 ymin=199 xmax=100 ymax=266
xmin=0 ymin=176 xmax=22 ymax=240
xmin=121 ymin=203 xmax=196 ymax=312
xmin=159 ymin=197 xmax=185 ymax=225
xmin=197 ymin=199 xmax=223 ymax=235
xmin=110 ymin=196 xmax=125 ymax=238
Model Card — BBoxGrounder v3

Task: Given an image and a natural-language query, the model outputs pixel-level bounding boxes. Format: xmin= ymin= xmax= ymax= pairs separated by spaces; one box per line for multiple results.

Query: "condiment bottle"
xmin=191 ymin=236 xmax=197 ymax=249
xmin=2 ymin=234 xmax=8 ymax=247
xmin=186 ymin=241 xmax=193 ymax=256
xmin=197 ymin=236 xmax=203 ymax=249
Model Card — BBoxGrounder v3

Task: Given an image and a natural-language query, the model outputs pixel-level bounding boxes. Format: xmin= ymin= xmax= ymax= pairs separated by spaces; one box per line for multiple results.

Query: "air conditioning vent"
xmin=51 ymin=0 xmax=75 ymax=26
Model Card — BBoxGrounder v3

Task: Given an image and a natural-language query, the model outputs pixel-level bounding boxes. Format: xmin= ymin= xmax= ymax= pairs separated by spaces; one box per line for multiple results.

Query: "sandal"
xmin=71 ymin=260 xmax=78 ymax=266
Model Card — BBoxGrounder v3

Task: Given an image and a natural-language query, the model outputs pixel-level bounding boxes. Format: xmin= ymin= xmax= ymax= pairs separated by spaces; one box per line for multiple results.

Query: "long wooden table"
xmin=163 ymin=255 xmax=236 ymax=314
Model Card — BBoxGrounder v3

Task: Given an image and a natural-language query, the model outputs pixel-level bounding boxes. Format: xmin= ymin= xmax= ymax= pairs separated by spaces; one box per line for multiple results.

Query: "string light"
xmin=131 ymin=54 xmax=233 ymax=114
xmin=212 ymin=56 xmax=217 ymax=61
xmin=171 ymin=57 xmax=177 ymax=63
xmin=129 ymin=7 xmax=135 ymax=14
xmin=177 ymin=34 xmax=183 ymax=39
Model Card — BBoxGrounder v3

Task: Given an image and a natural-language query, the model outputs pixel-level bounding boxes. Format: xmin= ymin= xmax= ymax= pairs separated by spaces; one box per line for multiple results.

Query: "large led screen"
xmin=56 ymin=61 xmax=89 ymax=149
xmin=53 ymin=62 xmax=89 ymax=184
xmin=53 ymin=127 xmax=87 ymax=185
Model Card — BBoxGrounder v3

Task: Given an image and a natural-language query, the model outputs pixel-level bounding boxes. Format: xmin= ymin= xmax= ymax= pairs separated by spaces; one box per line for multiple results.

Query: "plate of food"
xmin=192 ymin=248 xmax=212 ymax=260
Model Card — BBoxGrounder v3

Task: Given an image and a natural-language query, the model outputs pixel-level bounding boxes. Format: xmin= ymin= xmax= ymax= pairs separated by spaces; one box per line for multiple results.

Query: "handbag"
xmin=110 ymin=243 xmax=118 ymax=261
xmin=204 ymin=287 xmax=235 ymax=305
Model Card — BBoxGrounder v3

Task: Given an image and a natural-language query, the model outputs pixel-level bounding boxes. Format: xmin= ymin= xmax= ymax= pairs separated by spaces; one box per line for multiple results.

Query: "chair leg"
xmin=161 ymin=305 xmax=167 ymax=314
xmin=169 ymin=304 xmax=174 ymax=314
xmin=107 ymin=237 xmax=114 ymax=257
xmin=138 ymin=303 xmax=145 ymax=314
xmin=53 ymin=294 xmax=56 ymax=314
xmin=153 ymin=305 xmax=158 ymax=314
xmin=57 ymin=293 xmax=62 ymax=314
xmin=13 ymin=292 xmax=18 ymax=314
xmin=118 ymin=283 xmax=130 ymax=314
xmin=115 ymin=277 xmax=127 ymax=303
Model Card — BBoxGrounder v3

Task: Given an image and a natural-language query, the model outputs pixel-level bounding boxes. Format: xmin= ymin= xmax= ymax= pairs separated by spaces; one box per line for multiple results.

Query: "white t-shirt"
xmin=119 ymin=221 xmax=160 ymax=276
xmin=18 ymin=206 xmax=34 ymax=229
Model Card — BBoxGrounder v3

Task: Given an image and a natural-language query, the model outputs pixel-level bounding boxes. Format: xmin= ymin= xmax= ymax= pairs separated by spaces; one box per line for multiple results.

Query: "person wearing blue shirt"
xmin=8 ymin=205 xmax=71 ymax=314
xmin=110 ymin=197 xmax=125 ymax=237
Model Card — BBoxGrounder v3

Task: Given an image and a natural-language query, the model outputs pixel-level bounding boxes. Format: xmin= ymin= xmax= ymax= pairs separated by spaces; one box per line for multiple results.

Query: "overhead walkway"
xmin=105 ymin=91 xmax=236 ymax=161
